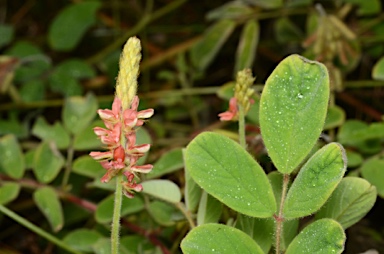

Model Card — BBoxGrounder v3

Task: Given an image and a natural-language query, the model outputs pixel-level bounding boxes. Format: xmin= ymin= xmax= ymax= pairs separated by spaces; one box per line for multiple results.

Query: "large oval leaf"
xmin=48 ymin=1 xmax=101 ymax=51
xmin=315 ymin=177 xmax=377 ymax=229
xmin=283 ymin=143 xmax=346 ymax=219
xmin=33 ymin=187 xmax=64 ymax=232
xmin=285 ymin=219 xmax=345 ymax=254
xmin=259 ymin=54 xmax=329 ymax=174
xmin=181 ymin=223 xmax=264 ymax=254
xmin=185 ymin=132 xmax=276 ymax=218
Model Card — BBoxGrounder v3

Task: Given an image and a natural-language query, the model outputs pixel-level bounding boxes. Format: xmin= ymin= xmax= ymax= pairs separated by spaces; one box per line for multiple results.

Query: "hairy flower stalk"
xmin=218 ymin=69 xmax=255 ymax=148
xmin=89 ymin=37 xmax=153 ymax=254
xmin=218 ymin=69 xmax=255 ymax=122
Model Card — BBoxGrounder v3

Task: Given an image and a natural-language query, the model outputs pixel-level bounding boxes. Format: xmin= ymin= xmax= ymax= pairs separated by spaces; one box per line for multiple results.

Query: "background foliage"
xmin=1 ymin=0 xmax=384 ymax=253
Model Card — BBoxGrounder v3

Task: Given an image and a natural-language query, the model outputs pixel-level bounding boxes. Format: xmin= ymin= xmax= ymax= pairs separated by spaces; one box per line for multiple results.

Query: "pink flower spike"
xmin=89 ymin=151 xmax=113 ymax=160
xmin=218 ymin=97 xmax=238 ymax=121
xmin=131 ymin=164 xmax=153 ymax=173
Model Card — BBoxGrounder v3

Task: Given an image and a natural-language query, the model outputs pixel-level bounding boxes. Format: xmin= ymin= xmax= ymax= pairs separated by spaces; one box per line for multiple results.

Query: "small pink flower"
xmin=218 ymin=97 xmax=238 ymax=121
xmin=122 ymin=172 xmax=143 ymax=198
xmin=97 ymin=97 xmax=122 ymax=127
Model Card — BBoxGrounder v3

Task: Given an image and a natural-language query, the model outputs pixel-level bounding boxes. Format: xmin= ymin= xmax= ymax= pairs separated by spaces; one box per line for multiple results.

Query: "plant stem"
xmin=238 ymin=105 xmax=246 ymax=149
xmin=275 ymin=174 xmax=290 ymax=254
xmin=111 ymin=173 xmax=124 ymax=254
xmin=0 ymin=204 xmax=82 ymax=254
xmin=175 ymin=202 xmax=196 ymax=229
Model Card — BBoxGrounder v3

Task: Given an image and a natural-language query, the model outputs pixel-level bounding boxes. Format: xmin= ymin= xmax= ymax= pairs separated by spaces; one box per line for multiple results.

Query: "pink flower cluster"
xmin=90 ymin=96 xmax=154 ymax=198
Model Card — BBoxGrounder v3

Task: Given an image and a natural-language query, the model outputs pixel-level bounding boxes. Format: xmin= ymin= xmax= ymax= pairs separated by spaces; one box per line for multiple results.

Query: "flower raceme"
xmin=90 ymin=96 xmax=154 ymax=198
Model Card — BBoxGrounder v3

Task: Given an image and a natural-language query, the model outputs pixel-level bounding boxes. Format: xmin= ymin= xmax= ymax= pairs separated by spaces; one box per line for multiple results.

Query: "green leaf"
xmin=62 ymin=93 xmax=98 ymax=135
xmin=274 ymin=18 xmax=303 ymax=44
xmin=190 ymin=19 xmax=236 ymax=71
xmin=0 ymin=134 xmax=25 ymax=179
xmin=141 ymin=180 xmax=181 ymax=203
xmin=283 ymin=143 xmax=346 ymax=219
xmin=33 ymin=142 xmax=65 ymax=183
xmin=373 ymin=56 xmax=384 ymax=80
xmin=197 ymin=192 xmax=222 ymax=225
xmin=92 ymin=238 xmax=111 ymax=254
xmin=0 ymin=115 xmax=28 ymax=138
xmin=73 ymin=120 xmax=103 ymax=150
xmin=181 ymin=223 xmax=264 ymax=254
xmin=48 ymin=1 xmax=102 ymax=51
xmin=32 ymin=117 xmax=70 ymax=149
xmin=185 ymin=132 xmax=276 ymax=218
xmin=5 ymin=41 xmax=50 ymax=82
xmin=64 ymin=229 xmax=102 ymax=252
xmin=120 ymin=235 xmax=155 ymax=253
xmin=95 ymin=194 xmax=144 ymax=224
xmin=259 ymin=54 xmax=329 ymax=174
xmin=346 ymin=150 xmax=363 ymax=168
xmin=72 ymin=155 xmax=105 ymax=178
xmin=343 ymin=0 xmax=381 ymax=15
xmin=49 ymin=59 xmax=96 ymax=96
xmin=148 ymin=200 xmax=179 ymax=226
xmin=315 ymin=177 xmax=377 ymax=229
xmin=19 ymin=79 xmax=46 ymax=102
xmin=146 ymin=148 xmax=184 ymax=179
xmin=361 ymin=158 xmax=384 ymax=198
xmin=235 ymin=20 xmax=259 ymax=73
xmin=324 ymin=105 xmax=345 ymax=130
xmin=0 ymin=182 xmax=20 ymax=205
xmin=184 ymin=149 xmax=202 ymax=213
xmin=33 ymin=186 xmax=64 ymax=232
xmin=285 ymin=219 xmax=345 ymax=254
xmin=206 ymin=2 xmax=253 ymax=21
xmin=244 ymin=0 xmax=283 ymax=9
xmin=0 ymin=24 xmax=14 ymax=47
xmin=235 ymin=214 xmax=274 ymax=253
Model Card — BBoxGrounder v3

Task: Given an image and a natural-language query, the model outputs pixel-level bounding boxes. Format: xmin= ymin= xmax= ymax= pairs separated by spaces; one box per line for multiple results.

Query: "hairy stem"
xmin=275 ymin=174 xmax=290 ymax=254
xmin=111 ymin=172 xmax=124 ymax=254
